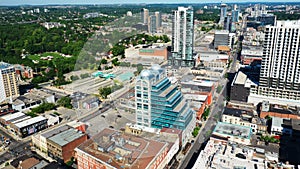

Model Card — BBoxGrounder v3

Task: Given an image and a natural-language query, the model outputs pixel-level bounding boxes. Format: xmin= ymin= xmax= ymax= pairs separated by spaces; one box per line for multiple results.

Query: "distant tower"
xmin=220 ymin=3 xmax=227 ymax=22
xmin=141 ymin=8 xmax=149 ymax=24
xmin=155 ymin=11 xmax=162 ymax=28
xmin=148 ymin=15 xmax=157 ymax=33
xmin=231 ymin=4 xmax=239 ymax=23
xmin=169 ymin=6 xmax=194 ymax=67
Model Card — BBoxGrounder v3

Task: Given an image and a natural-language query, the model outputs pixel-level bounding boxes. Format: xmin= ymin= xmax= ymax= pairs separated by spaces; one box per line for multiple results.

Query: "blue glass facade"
xmin=135 ymin=65 xmax=195 ymax=131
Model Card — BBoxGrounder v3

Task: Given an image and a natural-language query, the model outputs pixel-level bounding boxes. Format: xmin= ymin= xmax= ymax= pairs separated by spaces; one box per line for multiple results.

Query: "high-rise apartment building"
xmin=253 ymin=20 xmax=300 ymax=101
xmin=169 ymin=6 xmax=194 ymax=67
xmin=148 ymin=15 xmax=157 ymax=33
xmin=141 ymin=8 xmax=149 ymax=25
xmin=0 ymin=62 xmax=19 ymax=102
xmin=231 ymin=4 xmax=239 ymax=23
xmin=155 ymin=11 xmax=162 ymax=28
xmin=220 ymin=3 xmax=227 ymax=22
xmin=135 ymin=65 xmax=195 ymax=145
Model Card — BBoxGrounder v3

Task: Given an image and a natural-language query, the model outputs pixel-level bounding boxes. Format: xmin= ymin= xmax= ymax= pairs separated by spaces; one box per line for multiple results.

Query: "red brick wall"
xmin=139 ymin=48 xmax=168 ymax=60
xmin=62 ymin=134 xmax=88 ymax=163
xmin=260 ymin=112 xmax=300 ymax=120
xmin=77 ymin=153 xmax=107 ymax=169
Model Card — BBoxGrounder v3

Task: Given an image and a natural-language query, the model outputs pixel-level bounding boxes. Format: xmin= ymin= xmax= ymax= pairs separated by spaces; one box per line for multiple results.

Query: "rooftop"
xmin=215 ymin=30 xmax=229 ymax=34
xmin=217 ymin=46 xmax=230 ymax=51
xmin=184 ymin=94 xmax=207 ymax=102
xmin=14 ymin=116 xmax=47 ymax=128
xmin=223 ymin=107 xmax=254 ymax=122
xmin=213 ymin=122 xmax=252 ymax=139
xmin=271 ymin=117 xmax=284 ymax=128
xmin=233 ymin=71 xmax=247 ymax=85
xmin=41 ymin=125 xmax=72 ymax=138
xmin=19 ymin=157 xmax=40 ymax=169
xmin=48 ymin=128 xmax=86 ymax=147
xmin=1 ymin=112 xmax=25 ymax=121
xmin=193 ymin=138 xmax=265 ymax=169
xmin=275 ymin=20 xmax=300 ymax=28
xmin=0 ymin=62 xmax=12 ymax=70
xmin=76 ymin=128 xmax=167 ymax=169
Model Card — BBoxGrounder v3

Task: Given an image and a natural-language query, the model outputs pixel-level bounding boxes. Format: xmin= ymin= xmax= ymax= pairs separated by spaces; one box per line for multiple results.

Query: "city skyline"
xmin=1 ymin=0 xmax=300 ymax=6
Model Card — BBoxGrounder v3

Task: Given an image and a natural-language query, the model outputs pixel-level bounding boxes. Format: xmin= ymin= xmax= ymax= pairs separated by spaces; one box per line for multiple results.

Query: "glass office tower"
xmin=135 ymin=65 xmax=195 ymax=144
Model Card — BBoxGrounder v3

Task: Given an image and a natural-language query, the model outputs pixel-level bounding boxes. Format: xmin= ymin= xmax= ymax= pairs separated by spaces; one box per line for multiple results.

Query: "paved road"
xmin=0 ymin=129 xmax=32 ymax=164
xmin=179 ymin=79 xmax=227 ymax=169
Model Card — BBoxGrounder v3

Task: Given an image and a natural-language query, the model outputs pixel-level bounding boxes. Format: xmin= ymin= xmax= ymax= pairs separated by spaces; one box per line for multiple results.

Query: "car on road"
xmin=5 ymin=139 xmax=10 ymax=145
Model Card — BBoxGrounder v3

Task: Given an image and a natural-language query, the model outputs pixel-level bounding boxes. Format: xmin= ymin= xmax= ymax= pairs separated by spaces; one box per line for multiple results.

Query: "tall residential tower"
xmin=251 ymin=20 xmax=300 ymax=102
xmin=169 ymin=6 xmax=194 ymax=67
xmin=0 ymin=62 xmax=19 ymax=102
xmin=141 ymin=8 xmax=149 ymax=25
xmin=220 ymin=3 xmax=227 ymax=22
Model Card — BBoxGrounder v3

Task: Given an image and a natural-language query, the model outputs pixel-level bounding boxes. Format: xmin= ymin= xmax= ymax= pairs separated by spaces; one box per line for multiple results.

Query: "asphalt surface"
xmin=0 ymin=129 xmax=32 ymax=164
xmin=179 ymin=79 xmax=227 ymax=169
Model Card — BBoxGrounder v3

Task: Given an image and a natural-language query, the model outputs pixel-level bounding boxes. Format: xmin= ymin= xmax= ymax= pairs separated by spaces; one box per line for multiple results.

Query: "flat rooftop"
xmin=233 ymin=71 xmax=247 ymax=85
xmin=0 ymin=62 xmax=12 ymax=70
xmin=1 ymin=112 xmax=25 ymax=121
xmin=181 ymin=80 xmax=214 ymax=88
xmin=193 ymin=138 xmax=266 ymax=169
xmin=213 ymin=122 xmax=252 ymax=139
xmin=271 ymin=117 xmax=284 ymax=128
xmin=184 ymin=94 xmax=207 ymax=102
xmin=76 ymin=128 xmax=167 ymax=169
xmin=41 ymin=125 xmax=72 ymax=138
xmin=14 ymin=116 xmax=47 ymax=129
xmin=48 ymin=128 xmax=85 ymax=147
xmin=223 ymin=107 xmax=253 ymax=120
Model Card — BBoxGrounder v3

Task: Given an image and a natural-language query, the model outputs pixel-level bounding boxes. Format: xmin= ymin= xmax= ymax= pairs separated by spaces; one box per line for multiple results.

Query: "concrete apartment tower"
xmin=220 ymin=3 xmax=227 ymax=22
xmin=141 ymin=8 xmax=149 ymax=25
xmin=148 ymin=15 xmax=157 ymax=33
xmin=0 ymin=62 xmax=19 ymax=103
xmin=155 ymin=11 xmax=162 ymax=28
xmin=250 ymin=20 xmax=300 ymax=103
xmin=169 ymin=6 xmax=194 ymax=67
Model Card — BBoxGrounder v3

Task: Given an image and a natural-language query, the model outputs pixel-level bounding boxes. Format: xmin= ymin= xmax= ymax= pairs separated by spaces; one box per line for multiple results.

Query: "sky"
xmin=0 ymin=0 xmax=299 ymax=6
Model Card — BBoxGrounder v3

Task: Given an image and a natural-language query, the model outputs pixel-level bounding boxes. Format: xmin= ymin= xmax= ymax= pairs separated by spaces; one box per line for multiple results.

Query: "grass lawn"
xmin=28 ymin=52 xmax=65 ymax=62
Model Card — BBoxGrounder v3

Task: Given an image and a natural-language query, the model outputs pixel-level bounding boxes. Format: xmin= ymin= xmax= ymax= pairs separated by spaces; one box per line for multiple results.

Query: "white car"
xmin=5 ymin=139 xmax=10 ymax=145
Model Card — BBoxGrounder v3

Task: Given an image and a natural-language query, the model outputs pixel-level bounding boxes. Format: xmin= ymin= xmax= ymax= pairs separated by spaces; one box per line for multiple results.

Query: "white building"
xmin=271 ymin=117 xmax=292 ymax=135
xmin=0 ymin=62 xmax=19 ymax=103
xmin=250 ymin=20 xmax=300 ymax=104
xmin=169 ymin=6 xmax=194 ymax=67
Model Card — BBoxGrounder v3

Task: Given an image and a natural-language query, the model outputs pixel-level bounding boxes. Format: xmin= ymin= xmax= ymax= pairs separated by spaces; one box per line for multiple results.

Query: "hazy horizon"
xmin=1 ymin=0 xmax=300 ymax=6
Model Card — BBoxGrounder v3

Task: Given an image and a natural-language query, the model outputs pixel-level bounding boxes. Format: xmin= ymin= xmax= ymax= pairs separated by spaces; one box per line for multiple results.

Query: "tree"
xmin=136 ymin=64 xmax=143 ymax=75
xmin=203 ymin=107 xmax=210 ymax=121
xmin=112 ymin=58 xmax=120 ymax=66
xmin=80 ymin=73 xmax=90 ymax=79
xmin=31 ymin=102 xmax=56 ymax=114
xmin=99 ymin=87 xmax=112 ymax=99
xmin=100 ymin=58 xmax=108 ymax=64
xmin=70 ymin=75 xmax=80 ymax=81
xmin=192 ymin=126 xmax=201 ymax=137
xmin=57 ymin=96 xmax=73 ymax=109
